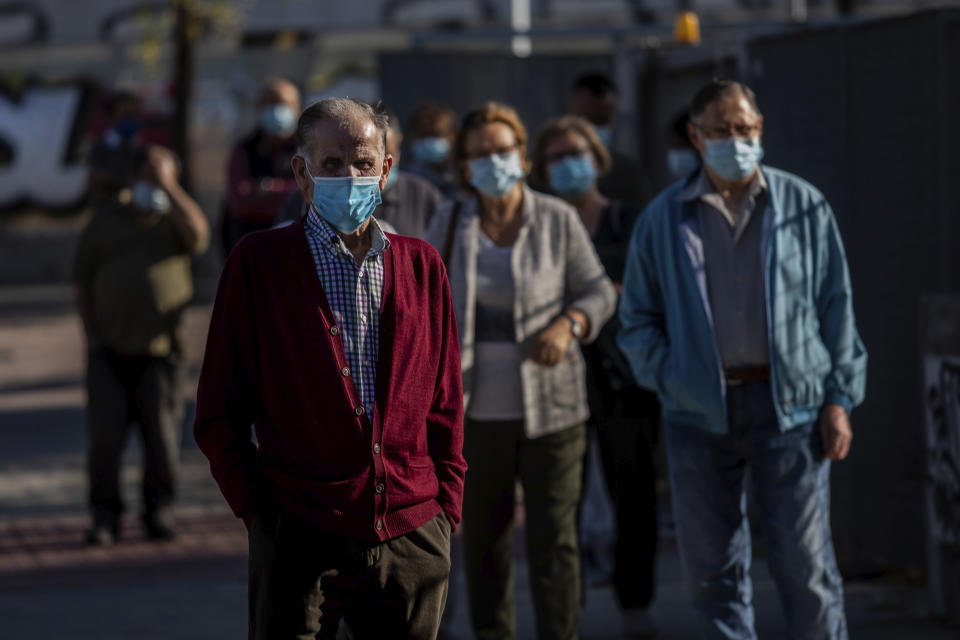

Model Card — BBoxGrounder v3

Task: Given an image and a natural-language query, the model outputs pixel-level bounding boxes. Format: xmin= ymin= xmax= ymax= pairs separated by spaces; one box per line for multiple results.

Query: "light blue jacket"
xmin=617 ymin=166 xmax=867 ymax=433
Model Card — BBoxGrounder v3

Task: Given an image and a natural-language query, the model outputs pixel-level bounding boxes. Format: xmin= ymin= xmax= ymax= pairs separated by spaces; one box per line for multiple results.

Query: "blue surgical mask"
xmin=410 ymin=137 xmax=451 ymax=165
xmin=113 ymin=117 xmax=140 ymax=140
xmin=261 ymin=104 xmax=297 ymax=137
xmin=548 ymin=153 xmax=597 ymax=196
xmin=594 ymin=125 xmax=613 ymax=148
xmin=666 ymin=148 xmax=701 ymax=180
xmin=468 ymin=150 xmax=525 ymax=199
xmin=704 ymin=137 xmax=764 ymax=181
xmin=131 ymin=180 xmax=170 ymax=213
xmin=305 ymin=163 xmax=382 ymax=233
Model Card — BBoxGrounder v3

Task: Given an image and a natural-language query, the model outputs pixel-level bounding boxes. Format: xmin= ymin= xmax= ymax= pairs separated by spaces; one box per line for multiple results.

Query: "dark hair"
xmin=690 ymin=80 xmax=760 ymax=120
xmin=671 ymin=110 xmax=694 ymax=146
xmin=571 ymin=71 xmax=617 ymax=97
xmin=108 ymin=90 xmax=139 ymax=117
xmin=453 ymin=102 xmax=529 ymax=191
xmin=295 ymin=98 xmax=389 ymax=156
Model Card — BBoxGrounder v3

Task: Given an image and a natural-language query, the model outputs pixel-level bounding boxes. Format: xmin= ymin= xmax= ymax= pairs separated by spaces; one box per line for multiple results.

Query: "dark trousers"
xmin=593 ymin=410 xmax=659 ymax=610
xmin=85 ymin=347 xmax=184 ymax=525
xmin=462 ymin=419 xmax=586 ymax=640
xmin=248 ymin=507 xmax=452 ymax=640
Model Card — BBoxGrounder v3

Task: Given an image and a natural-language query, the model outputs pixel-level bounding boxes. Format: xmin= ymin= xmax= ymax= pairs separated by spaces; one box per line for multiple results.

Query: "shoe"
xmin=84 ymin=520 xmax=118 ymax=546
xmin=142 ymin=512 xmax=176 ymax=541
xmin=622 ymin=607 xmax=658 ymax=638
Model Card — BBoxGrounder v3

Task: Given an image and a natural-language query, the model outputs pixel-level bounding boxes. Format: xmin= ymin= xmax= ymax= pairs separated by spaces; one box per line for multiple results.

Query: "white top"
xmin=468 ymin=230 xmax=524 ymax=421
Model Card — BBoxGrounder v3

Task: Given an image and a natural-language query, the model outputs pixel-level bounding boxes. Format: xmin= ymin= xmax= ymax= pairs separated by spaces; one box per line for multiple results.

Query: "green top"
xmin=73 ymin=205 xmax=196 ymax=357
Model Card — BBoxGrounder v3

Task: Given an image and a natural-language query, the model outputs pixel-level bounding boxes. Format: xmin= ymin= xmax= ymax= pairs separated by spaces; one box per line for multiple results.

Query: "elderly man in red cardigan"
xmin=194 ymin=97 xmax=466 ymax=640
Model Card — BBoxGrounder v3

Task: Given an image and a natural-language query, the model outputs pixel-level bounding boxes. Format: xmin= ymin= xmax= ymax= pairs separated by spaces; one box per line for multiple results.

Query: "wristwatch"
xmin=564 ymin=312 xmax=585 ymax=340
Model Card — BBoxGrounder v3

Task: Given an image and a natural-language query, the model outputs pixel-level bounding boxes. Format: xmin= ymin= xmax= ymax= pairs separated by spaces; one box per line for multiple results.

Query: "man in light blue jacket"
xmin=618 ymin=80 xmax=867 ymax=639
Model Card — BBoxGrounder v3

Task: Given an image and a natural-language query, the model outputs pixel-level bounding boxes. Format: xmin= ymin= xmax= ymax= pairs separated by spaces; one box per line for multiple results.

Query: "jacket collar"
xmin=676 ymin=167 xmax=767 ymax=203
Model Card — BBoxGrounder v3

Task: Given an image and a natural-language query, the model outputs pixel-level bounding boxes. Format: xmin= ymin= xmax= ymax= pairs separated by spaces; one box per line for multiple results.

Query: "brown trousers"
xmin=248 ymin=506 xmax=451 ymax=640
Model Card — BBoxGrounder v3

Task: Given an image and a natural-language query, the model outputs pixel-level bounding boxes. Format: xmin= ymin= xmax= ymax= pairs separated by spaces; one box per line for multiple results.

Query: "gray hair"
xmin=295 ymin=97 xmax=389 ymax=156
xmin=690 ymin=80 xmax=761 ymax=121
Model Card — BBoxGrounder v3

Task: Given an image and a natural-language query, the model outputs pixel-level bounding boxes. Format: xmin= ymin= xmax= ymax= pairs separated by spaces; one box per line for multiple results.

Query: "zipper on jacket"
xmin=760 ymin=176 xmax=784 ymax=429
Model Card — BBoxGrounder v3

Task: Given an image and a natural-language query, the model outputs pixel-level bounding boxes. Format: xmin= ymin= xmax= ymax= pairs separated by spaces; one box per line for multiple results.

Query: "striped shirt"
xmin=304 ymin=208 xmax=391 ymax=411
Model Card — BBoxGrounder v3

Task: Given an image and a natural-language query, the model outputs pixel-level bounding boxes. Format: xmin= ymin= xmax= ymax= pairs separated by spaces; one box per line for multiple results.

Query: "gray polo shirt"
xmin=678 ymin=169 xmax=769 ymax=368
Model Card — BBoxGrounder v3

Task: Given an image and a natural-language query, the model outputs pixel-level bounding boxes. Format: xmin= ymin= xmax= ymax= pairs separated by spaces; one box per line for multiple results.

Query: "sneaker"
xmin=622 ymin=607 xmax=658 ymax=638
xmin=84 ymin=520 xmax=118 ymax=547
xmin=142 ymin=512 xmax=176 ymax=541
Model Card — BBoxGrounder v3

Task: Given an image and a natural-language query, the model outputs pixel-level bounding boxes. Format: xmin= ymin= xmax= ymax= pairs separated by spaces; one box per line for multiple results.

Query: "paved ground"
xmin=0 ymin=285 xmax=956 ymax=639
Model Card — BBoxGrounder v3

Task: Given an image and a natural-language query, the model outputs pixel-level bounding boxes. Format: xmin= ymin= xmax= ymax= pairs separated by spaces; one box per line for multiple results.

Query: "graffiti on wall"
xmin=925 ymin=355 xmax=960 ymax=547
xmin=0 ymin=82 xmax=93 ymax=212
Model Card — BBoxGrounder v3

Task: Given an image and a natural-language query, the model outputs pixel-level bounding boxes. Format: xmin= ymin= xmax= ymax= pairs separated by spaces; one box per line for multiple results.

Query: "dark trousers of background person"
xmin=583 ymin=340 xmax=661 ymax=613
xmin=593 ymin=400 xmax=660 ymax=611
xmin=85 ymin=347 xmax=184 ymax=531
xmin=462 ymin=419 xmax=586 ymax=640
xmin=248 ymin=506 xmax=451 ymax=640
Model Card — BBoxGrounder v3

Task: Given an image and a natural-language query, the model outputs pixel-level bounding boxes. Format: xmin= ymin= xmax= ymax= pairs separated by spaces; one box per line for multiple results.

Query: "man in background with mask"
xmin=221 ymin=77 xmax=300 ymax=256
xmin=405 ymin=101 xmax=460 ymax=198
xmin=73 ymin=146 xmax=210 ymax=546
xmin=373 ymin=107 xmax=444 ymax=239
xmin=665 ymin=110 xmax=700 ymax=185
xmin=194 ymin=98 xmax=465 ymax=639
xmin=86 ymin=90 xmax=144 ymax=208
xmin=566 ymin=72 xmax=646 ymax=204
xmin=618 ymin=80 xmax=867 ymax=639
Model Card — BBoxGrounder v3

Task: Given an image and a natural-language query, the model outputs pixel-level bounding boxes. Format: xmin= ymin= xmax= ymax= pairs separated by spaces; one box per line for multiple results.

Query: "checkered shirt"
xmin=304 ymin=208 xmax=391 ymax=412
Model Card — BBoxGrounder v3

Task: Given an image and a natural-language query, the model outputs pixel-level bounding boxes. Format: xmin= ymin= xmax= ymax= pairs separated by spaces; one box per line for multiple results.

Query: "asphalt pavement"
xmin=0 ymin=284 xmax=955 ymax=639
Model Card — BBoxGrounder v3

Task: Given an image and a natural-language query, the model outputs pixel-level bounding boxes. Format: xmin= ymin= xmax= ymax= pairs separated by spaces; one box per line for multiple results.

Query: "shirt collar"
xmin=305 ymin=206 xmax=391 ymax=260
xmin=677 ymin=167 xmax=767 ymax=203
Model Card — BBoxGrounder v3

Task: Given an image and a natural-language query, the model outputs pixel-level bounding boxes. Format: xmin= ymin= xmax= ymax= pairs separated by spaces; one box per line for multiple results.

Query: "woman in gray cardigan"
xmin=425 ymin=102 xmax=616 ymax=640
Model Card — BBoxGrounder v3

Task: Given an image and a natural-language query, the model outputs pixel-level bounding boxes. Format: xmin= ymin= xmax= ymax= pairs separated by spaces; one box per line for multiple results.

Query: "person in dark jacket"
xmin=75 ymin=145 xmax=210 ymax=546
xmin=195 ymin=97 xmax=466 ymax=640
xmin=566 ymin=71 xmax=648 ymax=204
xmin=220 ymin=77 xmax=301 ymax=256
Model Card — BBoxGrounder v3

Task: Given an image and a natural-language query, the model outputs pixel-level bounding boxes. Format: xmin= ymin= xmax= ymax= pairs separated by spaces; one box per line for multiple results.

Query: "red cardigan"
xmin=194 ymin=220 xmax=466 ymax=543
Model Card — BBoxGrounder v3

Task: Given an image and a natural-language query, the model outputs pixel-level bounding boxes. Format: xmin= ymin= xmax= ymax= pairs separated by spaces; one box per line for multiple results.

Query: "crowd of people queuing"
xmin=75 ymin=70 xmax=866 ymax=640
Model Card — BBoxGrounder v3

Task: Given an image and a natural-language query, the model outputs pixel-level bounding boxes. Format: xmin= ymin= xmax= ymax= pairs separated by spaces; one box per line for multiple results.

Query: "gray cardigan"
xmin=424 ymin=185 xmax=617 ymax=439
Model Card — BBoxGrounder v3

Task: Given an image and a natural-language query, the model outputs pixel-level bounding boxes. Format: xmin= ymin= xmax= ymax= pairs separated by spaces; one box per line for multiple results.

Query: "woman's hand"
xmin=529 ymin=317 xmax=576 ymax=367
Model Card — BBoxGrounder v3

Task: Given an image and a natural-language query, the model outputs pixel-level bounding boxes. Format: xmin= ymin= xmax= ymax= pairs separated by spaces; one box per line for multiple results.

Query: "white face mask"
xmin=467 ymin=151 xmax=525 ymax=199
xmin=131 ymin=181 xmax=171 ymax=213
